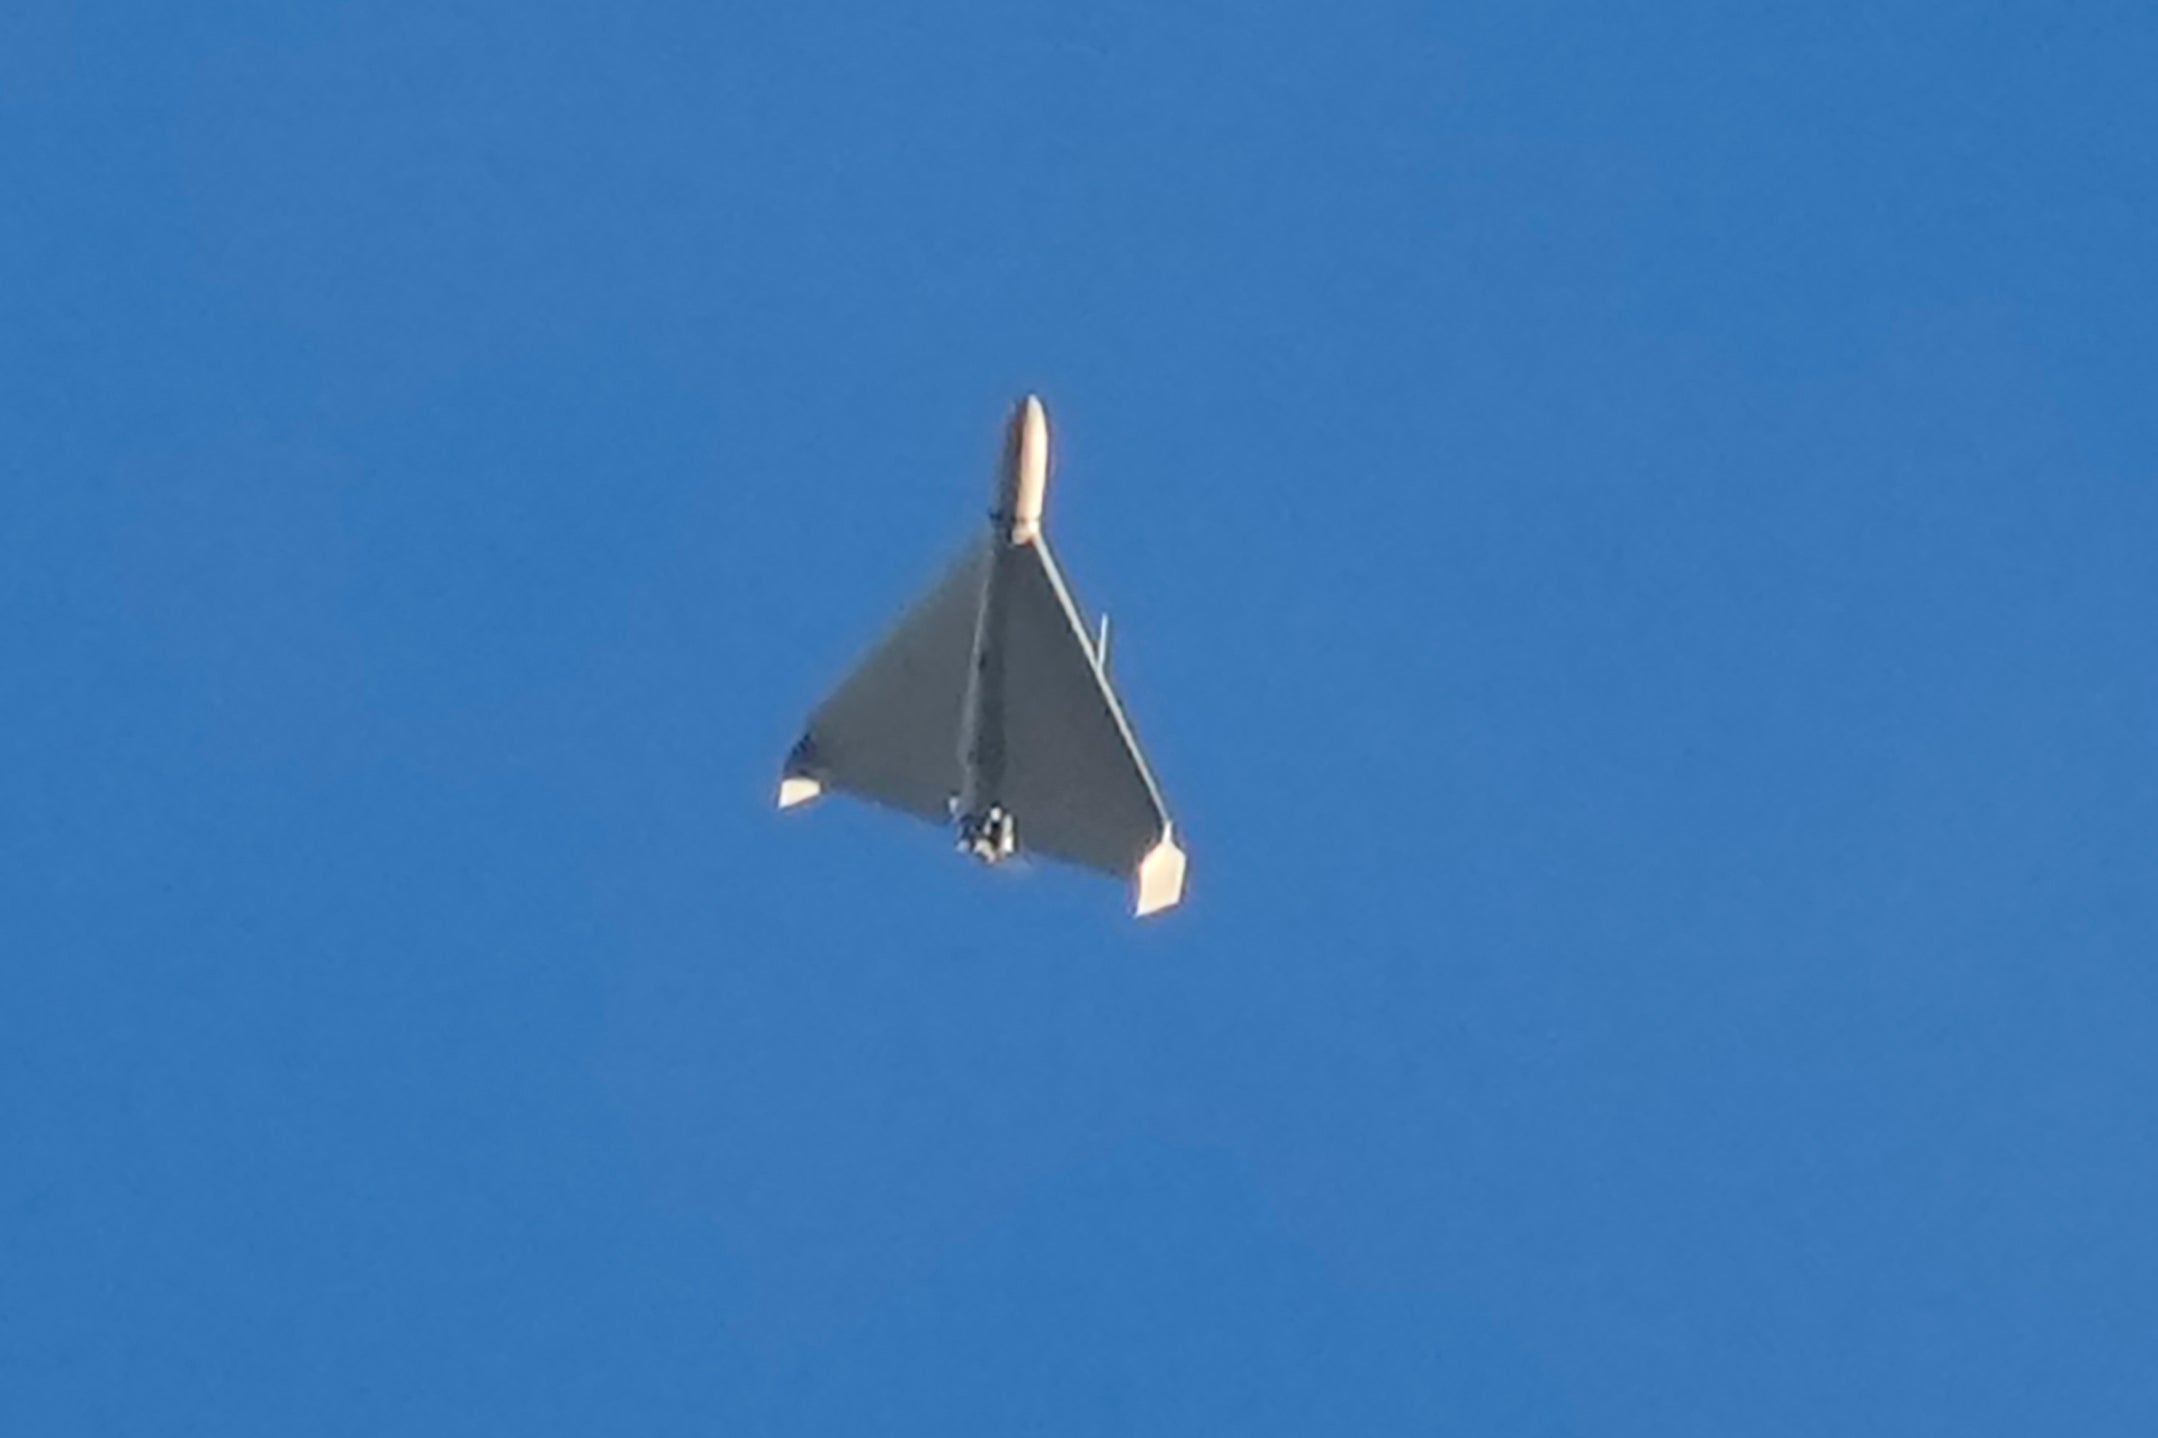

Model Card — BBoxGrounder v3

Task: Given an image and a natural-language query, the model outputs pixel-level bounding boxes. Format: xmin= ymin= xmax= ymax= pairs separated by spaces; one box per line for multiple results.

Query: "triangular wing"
xmin=781 ymin=541 xmax=986 ymax=821
xmin=999 ymin=539 xmax=1185 ymax=910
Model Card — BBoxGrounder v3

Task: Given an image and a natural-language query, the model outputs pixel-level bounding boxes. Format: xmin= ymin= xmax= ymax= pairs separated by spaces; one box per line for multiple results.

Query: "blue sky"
xmin=6 ymin=2 xmax=2155 ymax=1432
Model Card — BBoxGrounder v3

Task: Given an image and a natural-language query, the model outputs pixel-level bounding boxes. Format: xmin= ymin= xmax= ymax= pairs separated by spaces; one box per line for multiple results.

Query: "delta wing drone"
xmin=777 ymin=395 xmax=1186 ymax=916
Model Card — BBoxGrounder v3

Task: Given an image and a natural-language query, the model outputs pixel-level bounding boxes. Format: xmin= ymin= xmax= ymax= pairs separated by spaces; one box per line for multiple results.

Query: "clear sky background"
xmin=6 ymin=2 xmax=2155 ymax=1433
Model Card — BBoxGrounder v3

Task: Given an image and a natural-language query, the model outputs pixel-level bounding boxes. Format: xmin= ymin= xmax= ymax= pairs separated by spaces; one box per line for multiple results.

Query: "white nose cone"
xmin=1005 ymin=393 xmax=1050 ymax=542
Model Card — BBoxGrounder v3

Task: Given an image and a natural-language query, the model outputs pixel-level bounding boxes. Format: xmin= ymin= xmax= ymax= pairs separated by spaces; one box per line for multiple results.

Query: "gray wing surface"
xmin=789 ymin=541 xmax=986 ymax=821
xmin=999 ymin=540 xmax=1174 ymax=875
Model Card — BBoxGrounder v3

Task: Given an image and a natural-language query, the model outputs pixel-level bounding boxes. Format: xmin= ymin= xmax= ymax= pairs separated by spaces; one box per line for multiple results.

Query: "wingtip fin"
xmin=1133 ymin=832 xmax=1187 ymax=917
xmin=777 ymin=775 xmax=824 ymax=809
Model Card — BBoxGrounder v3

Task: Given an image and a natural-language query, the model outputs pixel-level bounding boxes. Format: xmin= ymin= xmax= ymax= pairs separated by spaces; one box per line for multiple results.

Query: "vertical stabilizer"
xmin=1135 ymin=832 xmax=1188 ymax=917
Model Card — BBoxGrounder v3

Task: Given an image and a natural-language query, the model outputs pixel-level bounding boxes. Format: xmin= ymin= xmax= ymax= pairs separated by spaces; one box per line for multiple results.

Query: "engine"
xmin=955 ymin=805 xmax=1016 ymax=863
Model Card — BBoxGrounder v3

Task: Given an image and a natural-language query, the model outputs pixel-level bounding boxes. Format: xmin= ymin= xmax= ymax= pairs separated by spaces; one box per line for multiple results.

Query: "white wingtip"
xmin=1134 ymin=832 xmax=1187 ymax=917
xmin=777 ymin=775 xmax=823 ymax=809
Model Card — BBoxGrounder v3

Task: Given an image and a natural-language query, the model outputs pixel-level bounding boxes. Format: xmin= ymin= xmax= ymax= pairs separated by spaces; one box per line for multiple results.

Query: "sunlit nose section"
xmin=998 ymin=393 xmax=1050 ymax=542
